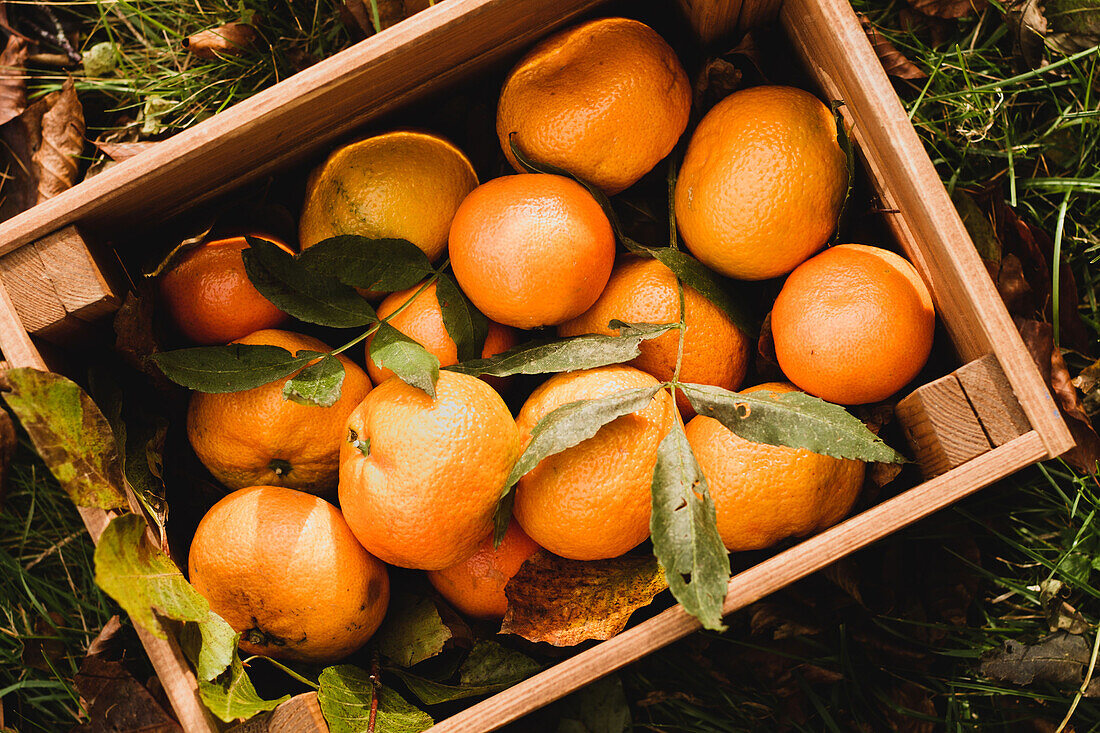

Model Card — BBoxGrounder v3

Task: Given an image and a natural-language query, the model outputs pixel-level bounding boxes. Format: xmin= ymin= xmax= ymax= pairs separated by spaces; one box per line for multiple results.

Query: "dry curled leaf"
xmin=32 ymin=78 xmax=85 ymax=202
xmin=184 ymin=23 xmax=257 ymax=59
xmin=502 ymin=552 xmax=668 ymax=646
xmin=0 ymin=33 xmax=27 ymax=127
xmin=981 ymin=632 xmax=1092 ymax=688
xmin=907 ymin=0 xmax=988 ymax=19
xmin=860 ymin=15 xmax=927 ymax=80
xmin=693 ymin=58 xmax=742 ymax=115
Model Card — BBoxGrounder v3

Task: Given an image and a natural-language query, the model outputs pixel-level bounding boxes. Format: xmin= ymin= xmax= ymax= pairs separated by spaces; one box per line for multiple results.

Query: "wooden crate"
xmin=0 ymin=0 xmax=1074 ymax=730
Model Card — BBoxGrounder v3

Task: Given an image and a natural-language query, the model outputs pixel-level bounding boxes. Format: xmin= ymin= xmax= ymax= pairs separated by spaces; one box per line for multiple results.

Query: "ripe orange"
xmin=685 ymin=383 xmax=866 ymax=551
xmin=771 ymin=244 xmax=935 ymax=405
xmin=558 ymin=256 xmax=751 ymax=416
xmin=675 ymin=86 xmax=848 ymax=280
xmin=426 ymin=519 xmax=540 ymax=621
xmin=512 ymin=366 xmax=675 ymax=561
xmin=187 ymin=329 xmax=373 ymax=494
xmin=298 ymin=131 xmax=478 ymax=261
xmin=158 ymin=235 xmax=290 ymax=345
xmin=448 ymin=174 xmax=615 ymax=329
xmin=188 ymin=486 xmax=389 ymax=663
xmin=365 ymin=280 xmax=518 ymax=385
xmin=339 ymin=371 xmax=521 ymax=570
xmin=497 ymin=17 xmax=691 ymax=194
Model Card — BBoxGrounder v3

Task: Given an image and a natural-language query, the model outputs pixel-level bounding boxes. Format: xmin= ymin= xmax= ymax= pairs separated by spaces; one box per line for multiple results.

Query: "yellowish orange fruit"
xmin=298 ymin=130 xmax=478 ymax=260
xmin=675 ymin=86 xmax=848 ymax=280
xmin=497 ymin=17 xmax=691 ymax=194
xmin=513 ymin=366 xmax=675 ymax=560
xmin=187 ymin=329 xmax=373 ymax=494
xmin=685 ymin=382 xmax=865 ymax=551
xmin=338 ymin=371 xmax=521 ymax=570
xmin=188 ymin=485 xmax=389 ymax=663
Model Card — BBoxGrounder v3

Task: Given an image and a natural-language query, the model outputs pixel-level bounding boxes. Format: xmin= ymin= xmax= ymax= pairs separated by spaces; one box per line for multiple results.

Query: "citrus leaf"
xmin=681 ymin=383 xmax=907 ymax=463
xmin=199 ymin=652 xmax=289 ymax=723
xmin=447 ymin=322 xmax=676 ymax=379
xmin=830 ymin=100 xmax=855 ymax=244
xmin=650 ymin=247 xmax=757 ymax=337
xmin=436 ymin=272 xmax=489 ymax=363
xmin=374 ymin=592 xmax=452 ymax=668
xmin=501 ymin=552 xmax=668 ymax=646
xmin=369 ymin=322 xmax=440 ymax=398
xmin=180 ymin=611 xmax=238 ymax=682
xmin=493 ymin=385 xmax=661 ymax=544
xmin=283 ymin=353 xmax=345 ymax=407
xmin=93 ymin=513 xmax=208 ymax=638
xmin=0 ymin=368 xmax=128 ymax=510
xmin=460 ymin=640 xmax=541 ymax=685
xmin=650 ymin=419 xmax=729 ymax=632
xmin=242 ymin=236 xmax=377 ymax=327
xmin=318 ymin=665 xmax=433 ymax=733
xmin=508 ymin=134 xmax=652 ymax=255
xmin=296 ymin=235 xmax=435 ymax=293
xmin=388 ymin=670 xmax=507 ymax=706
xmin=151 ymin=344 xmax=313 ymax=393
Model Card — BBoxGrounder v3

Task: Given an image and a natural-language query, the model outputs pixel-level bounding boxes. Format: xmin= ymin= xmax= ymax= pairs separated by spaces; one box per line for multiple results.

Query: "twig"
xmin=23 ymin=530 xmax=82 ymax=570
xmin=368 ymin=650 xmax=381 ymax=733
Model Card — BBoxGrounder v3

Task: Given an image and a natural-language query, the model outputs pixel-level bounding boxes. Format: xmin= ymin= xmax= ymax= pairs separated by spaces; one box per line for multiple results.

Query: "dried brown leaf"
xmin=0 ymin=33 xmax=27 ymax=127
xmin=1040 ymin=579 xmax=1090 ymax=634
xmin=981 ymin=632 xmax=1091 ymax=687
xmin=95 ymin=141 xmax=157 ymax=162
xmin=183 ymin=23 xmax=257 ymax=60
xmin=860 ymin=16 xmax=927 ymax=80
xmin=0 ymin=408 xmax=15 ymax=511
xmin=33 ymin=78 xmax=84 ymax=202
xmin=693 ymin=58 xmax=742 ymax=115
xmin=1072 ymin=357 xmax=1100 ymax=419
xmin=748 ymin=601 xmax=823 ymax=640
xmin=907 ymin=0 xmax=988 ymax=19
xmin=502 ymin=552 xmax=668 ymax=646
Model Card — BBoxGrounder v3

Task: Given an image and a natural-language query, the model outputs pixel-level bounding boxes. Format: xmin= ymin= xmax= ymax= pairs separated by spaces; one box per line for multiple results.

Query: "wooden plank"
xmin=432 ymin=431 xmax=1048 ymax=733
xmin=0 ymin=276 xmax=47 ymax=370
xmin=895 ymin=373 xmax=992 ymax=478
xmin=956 ymin=354 xmax=1032 ymax=446
xmin=269 ymin=694 xmax=327 ymax=732
xmin=779 ymin=0 xmax=1074 ymax=460
xmin=0 ymin=244 xmax=69 ymax=335
xmin=677 ymin=0 xmax=743 ymax=43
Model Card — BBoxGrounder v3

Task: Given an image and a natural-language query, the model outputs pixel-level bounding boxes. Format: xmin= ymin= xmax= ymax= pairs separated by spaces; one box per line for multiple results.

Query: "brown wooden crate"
xmin=0 ymin=0 xmax=1074 ymax=730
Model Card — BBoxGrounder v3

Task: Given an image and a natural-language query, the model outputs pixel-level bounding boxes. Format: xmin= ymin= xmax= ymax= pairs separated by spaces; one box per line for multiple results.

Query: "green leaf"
xmin=242 ymin=236 xmax=378 ymax=327
xmin=508 ymin=134 xmax=651 ymax=255
xmin=369 ymin=322 xmax=440 ymax=398
xmin=0 ymin=368 xmax=129 ymax=511
xmin=494 ymin=386 xmax=661 ymax=544
xmin=681 ymin=383 xmax=907 ymax=464
xmin=460 ymin=640 xmax=541 ymax=685
xmin=389 ymin=670 xmax=506 ymax=706
xmin=374 ymin=592 xmax=452 ymax=668
xmin=830 ymin=100 xmax=855 ymax=244
xmin=180 ymin=612 xmax=239 ymax=682
xmin=151 ymin=344 xmax=313 ymax=393
xmin=199 ymin=652 xmax=289 ymax=723
xmin=283 ymin=353 xmax=346 ymax=407
xmin=436 ymin=272 xmax=489 ymax=362
xmin=650 ymin=419 xmax=729 ymax=632
xmin=650 ymin=248 xmax=757 ymax=337
xmin=318 ymin=665 xmax=433 ymax=733
xmin=94 ymin=514 xmax=209 ymax=637
xmin=296 ymin=236 xmax=435 ymax=292
xmin=555 ymin=674 xmax=631 ymax=733
xmin=447 ymin=322 xmax=676 ymax=379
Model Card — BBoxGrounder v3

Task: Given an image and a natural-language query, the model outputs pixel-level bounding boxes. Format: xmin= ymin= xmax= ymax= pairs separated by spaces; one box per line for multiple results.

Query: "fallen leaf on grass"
xmin=860 ymin=15 xmax=927 ymax=80
xmin=981 ymin=631 xmax=1091 ymax=687
xmin=33 ymin=78 xmax=85 ymax=202
xmin=502 ymin=552 xmax=668 ymax=646
xmin=184 ymin=23 xmax=257 ymax=59
xmin=1040 ymin=579 xmax=1090 ymax=634
xmin=907 ymin=0 xmax=988 ymax=19
xmin=0 ymin=33 xmax=28 ymax=127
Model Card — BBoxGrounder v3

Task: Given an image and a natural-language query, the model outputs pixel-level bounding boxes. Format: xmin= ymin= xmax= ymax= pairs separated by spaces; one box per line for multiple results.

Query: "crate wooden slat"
xmin=0 ymin=0 xmax=1074 ymax=730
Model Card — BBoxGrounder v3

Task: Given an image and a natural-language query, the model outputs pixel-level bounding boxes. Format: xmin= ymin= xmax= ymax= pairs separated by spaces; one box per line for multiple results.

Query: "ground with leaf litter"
xmin=0 ymin=0 xmax=1096 ymax=731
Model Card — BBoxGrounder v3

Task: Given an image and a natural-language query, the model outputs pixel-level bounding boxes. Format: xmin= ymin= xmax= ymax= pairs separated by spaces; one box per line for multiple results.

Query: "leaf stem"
xmin=243 ymin=655 xmax=319 ymax=690
xmin=368 ymin=650 xmax=381 ymax=733
xmin=328 ymin=268 xmax=443 ymax=358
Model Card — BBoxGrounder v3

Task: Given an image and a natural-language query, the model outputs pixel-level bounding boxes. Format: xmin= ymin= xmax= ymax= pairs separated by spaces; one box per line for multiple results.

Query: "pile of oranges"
xmin=161 ymin=17 xmax=935 ymax=663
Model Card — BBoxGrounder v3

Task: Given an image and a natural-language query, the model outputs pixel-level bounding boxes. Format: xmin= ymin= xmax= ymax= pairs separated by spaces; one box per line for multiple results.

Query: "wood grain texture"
xmin=268 ymin=693 xmax=327 ymax=732
xmin=956 ymin=354 xmax=1031 ymax=446
xmin=0 ymin=277 xmax=46 ymax=370
xmin=778 ymin=0 xmax=1072 ymax=459
xmin=677 ymin=0 xmax=779 ymax=42
xmin=432 ymin=431 xmax=1047 ymax=733
xmin=896 ymin=373 xmax=992 ymax=478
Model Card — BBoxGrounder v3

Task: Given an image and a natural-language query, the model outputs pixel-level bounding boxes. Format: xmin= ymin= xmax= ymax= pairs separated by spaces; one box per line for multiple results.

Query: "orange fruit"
xmin=512 ymin=366 xmax=675 ymax=560
xmin=158 ymin=235 xmax=290 ymax=345
xmin=298 ymin=131 xmax=478 ymax=261
xmin=339 ymin=371 xmax=521 ymax=570
xmin=558 ymin=256 xmax=751 ymax=416
xmin=365 ymin=280 xmax=518 ymax=385
xmin=497 ymin=17 xmax=690 ymax=195
xmin=187 ymin=329 xmax=373 ymax=494
xmin=426 ymin=519 xmax=540 ymax=620
xmin=448 ymin=174 xmax=615 ymax=329
xmin=675 ymin=86 xmax=848 ymax=280
xmin=685 ymin=383 xmax=865 ymax=551
xmin=771 ymin=244 xmax=935 ymax=405
xmin=189 ymin=485 xmax=389 ymax=663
